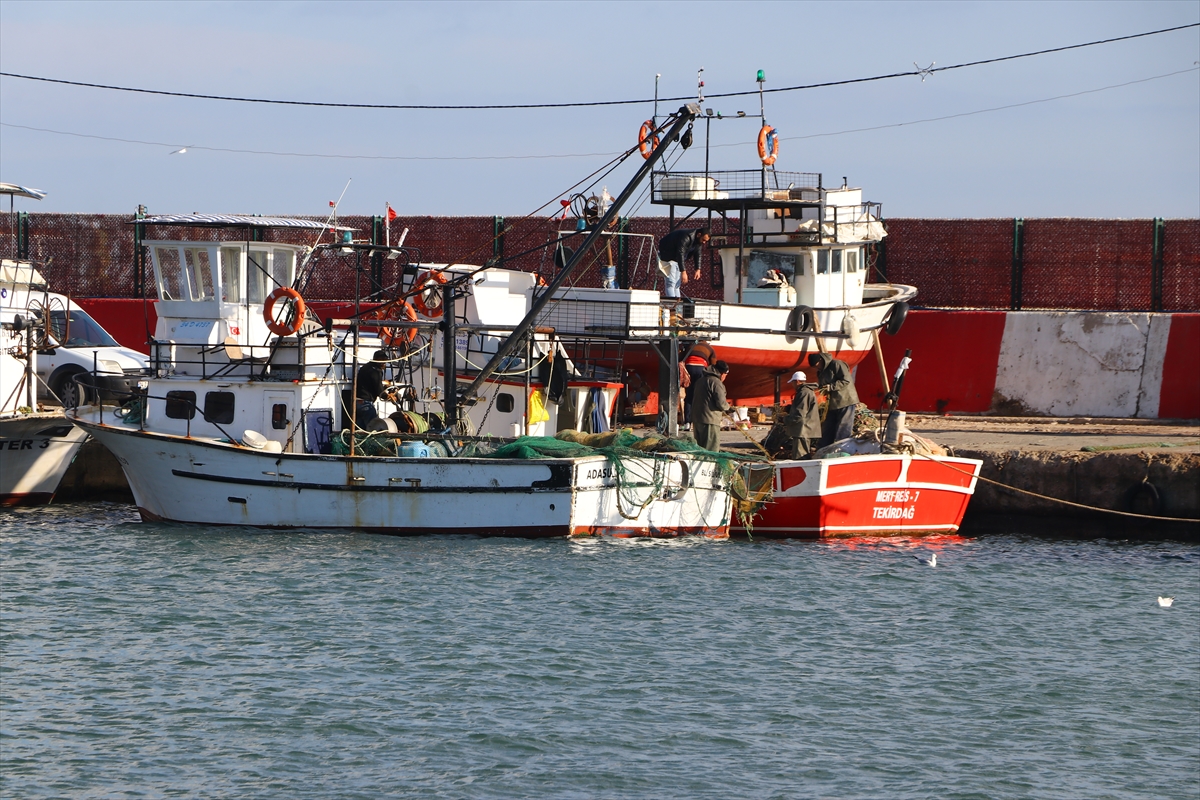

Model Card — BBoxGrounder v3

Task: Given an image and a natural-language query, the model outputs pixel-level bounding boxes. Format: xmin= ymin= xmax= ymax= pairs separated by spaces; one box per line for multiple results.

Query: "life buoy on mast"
xmin=411 ymin=270 xmax=448 ymax=318
xmin=758 ymin=124 xmax=779 ymax=166
xmin=638 ymin=120 xmax=660 ymax=160
xmin=364 ymin=300 xmax=420 ymax=346
xmin=263 ymin=286 xmax=306 ymax=336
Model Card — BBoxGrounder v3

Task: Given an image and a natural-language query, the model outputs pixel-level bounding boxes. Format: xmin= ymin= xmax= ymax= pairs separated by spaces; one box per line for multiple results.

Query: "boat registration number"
xmin=1 ymin=439 xmax=52 ymax=451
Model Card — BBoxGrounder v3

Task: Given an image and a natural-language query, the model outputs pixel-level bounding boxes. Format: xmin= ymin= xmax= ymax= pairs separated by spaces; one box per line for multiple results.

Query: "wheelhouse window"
xmin=183 ymin=247 xmax=215 ymax=300
xmin=816 ymin=250 xmax=829 ymax=275
xmin=832 ymin=250 xmax=843 ymax=274
xmin=496 ymin=393 xmax=515 ymax=413
xmin=246 ymin=249 xmax=296 ymax=305
xmin=203 ymin=391 xmax=236 ymax=425
xmin=847 ymin=249 xmax=859 ymax=274
xmin=155 ymin=246 xmax=186 ymax=300
xmin=165 ymin=390 xmax=197 ymax=419
xmin=220 ymin=247 xmax=242 ymax=303
xmin=272 ymin=403 xmax=289 ymax=429
xmin=747 ymin=250 xmax=803 ymax=288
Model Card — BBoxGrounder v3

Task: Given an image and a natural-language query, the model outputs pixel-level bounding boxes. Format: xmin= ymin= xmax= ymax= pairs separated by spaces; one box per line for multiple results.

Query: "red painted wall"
xmin=1158 ymin=313 xmax=1200 ymax=419
xmin=853 ymin=310 xmax=1007 ymax=415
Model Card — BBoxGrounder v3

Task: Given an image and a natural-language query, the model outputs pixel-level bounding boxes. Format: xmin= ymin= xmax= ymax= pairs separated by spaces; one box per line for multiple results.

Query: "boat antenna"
xmin=458 ymin=105 xmax=700 ymax=408
xmin=653 ymin=73 xmax=660 ymax=128
xmin=697 ymin=67 xmax=704 ymax=105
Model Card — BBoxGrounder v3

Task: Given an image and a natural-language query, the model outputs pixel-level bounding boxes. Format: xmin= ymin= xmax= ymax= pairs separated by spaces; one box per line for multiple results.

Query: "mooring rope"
xmin=911 ymin=449 xmax=1200 ymax=524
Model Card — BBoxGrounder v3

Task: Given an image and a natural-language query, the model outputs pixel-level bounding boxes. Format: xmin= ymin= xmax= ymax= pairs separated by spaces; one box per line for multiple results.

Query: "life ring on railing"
xmin=638 ymin=119 xmax=660 ymax=159
xmin=364 ymin=300 xmax=419 ymax=346
xmin=758 ymin=124 xmax=779 ymax=166
xmin=412 ymin=270 xmax=448 ymax=317
xmin=263 ymin=286 xmax=306 ymax=336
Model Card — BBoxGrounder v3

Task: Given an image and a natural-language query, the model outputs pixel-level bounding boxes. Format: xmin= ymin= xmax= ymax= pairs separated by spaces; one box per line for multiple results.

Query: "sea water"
xmin=2 ymin=502 xmax=1197 ymax=799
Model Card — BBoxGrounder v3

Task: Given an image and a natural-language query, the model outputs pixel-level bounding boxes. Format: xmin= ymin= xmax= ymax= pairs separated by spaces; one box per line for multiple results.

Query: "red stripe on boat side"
xmin=825 ymin=460 xmax=903 ymax=488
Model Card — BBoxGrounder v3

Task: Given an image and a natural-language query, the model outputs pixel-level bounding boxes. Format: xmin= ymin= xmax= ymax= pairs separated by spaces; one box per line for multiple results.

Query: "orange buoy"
xmin=263 ymin=286 xmax=306 ymax=336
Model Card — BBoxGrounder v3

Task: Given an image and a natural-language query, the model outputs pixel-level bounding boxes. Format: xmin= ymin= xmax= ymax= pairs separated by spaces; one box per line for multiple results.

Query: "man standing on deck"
xmin=657 ymin=227 xmax=710 ymax=299
xmin=691 ymin=359 xmax=730 ymax=452
xmin=809 ymin=352 xmax=859 ymax=447
xmin=783 ymin=371 xmax=821 ymax=458
xmin=354 ymin=350 xmax=392 ymax=427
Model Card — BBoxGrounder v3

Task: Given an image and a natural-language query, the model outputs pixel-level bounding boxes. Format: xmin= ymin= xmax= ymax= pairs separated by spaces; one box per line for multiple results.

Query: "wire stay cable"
xmin=0 ymin=23 xmax=1194 ymax=111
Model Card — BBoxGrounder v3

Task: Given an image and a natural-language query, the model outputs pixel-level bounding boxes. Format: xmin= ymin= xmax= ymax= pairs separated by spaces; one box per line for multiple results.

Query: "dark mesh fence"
xmin=1163 ymin=219 xmax=1200 ymax=312
xmin=880 ymin=219 xmax=1013 ymax=308
xmin=1 ymin=212 xmax=1195 ymax=311
xmin=1022 ymin=219 xmax=1152 ymax=310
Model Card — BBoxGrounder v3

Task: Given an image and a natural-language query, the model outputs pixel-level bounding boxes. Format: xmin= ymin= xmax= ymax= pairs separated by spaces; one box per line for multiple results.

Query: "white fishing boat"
xmin=1 ymin=259 xmax=89 ymax=505
xmin=71 ymin=107 xmax=744 ymax=536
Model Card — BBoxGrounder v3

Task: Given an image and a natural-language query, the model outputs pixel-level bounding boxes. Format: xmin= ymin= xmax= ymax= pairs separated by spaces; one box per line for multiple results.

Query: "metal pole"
xmin=441 ymin=282 xmax=458 ymax=432
xmin=461 ymin=104 xmax=699 ymax=403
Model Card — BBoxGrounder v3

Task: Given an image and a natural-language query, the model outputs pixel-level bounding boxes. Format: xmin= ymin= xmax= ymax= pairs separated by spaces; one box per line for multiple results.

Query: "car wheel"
xmin=55 ymin=373 xmax=87 ymax=409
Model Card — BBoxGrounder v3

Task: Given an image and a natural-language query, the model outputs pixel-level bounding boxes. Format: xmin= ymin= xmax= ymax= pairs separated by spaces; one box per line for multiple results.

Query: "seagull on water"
xmin=1157 ymin=596 xmax=1174 ymax=608
xmin=913 ymin=552 xmax=937 ymax=568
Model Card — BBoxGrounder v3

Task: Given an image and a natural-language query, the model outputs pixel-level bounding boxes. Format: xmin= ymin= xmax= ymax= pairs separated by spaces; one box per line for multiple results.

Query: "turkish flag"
xmin=387 ymin=206 xmax=398 ymax=222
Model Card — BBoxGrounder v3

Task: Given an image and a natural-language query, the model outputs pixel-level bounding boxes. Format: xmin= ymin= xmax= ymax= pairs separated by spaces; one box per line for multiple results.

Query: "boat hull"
xmin=734 ymin=453 xmax=982 ymax=538
xmin=75 ymin=420 xmax=732 ymax=537
xmin=0 ymin=414 xmax=89 ymax=506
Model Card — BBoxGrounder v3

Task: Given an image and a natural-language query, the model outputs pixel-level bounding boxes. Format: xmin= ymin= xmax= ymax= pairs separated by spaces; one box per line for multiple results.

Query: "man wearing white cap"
xmin=782 ymin=370 xmax=821 ymax=458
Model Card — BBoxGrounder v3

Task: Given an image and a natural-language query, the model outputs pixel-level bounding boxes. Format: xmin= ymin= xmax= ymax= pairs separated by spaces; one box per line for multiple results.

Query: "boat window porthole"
xmin=497 ymin=393 xmax=515 ymax=413
xmin=165 ymin=390 xmax=197 ymax=420
xmin=203 ymin=391 xmax=236 ymax=425
xmin=272 ymin=404 xmax=289 ymax=429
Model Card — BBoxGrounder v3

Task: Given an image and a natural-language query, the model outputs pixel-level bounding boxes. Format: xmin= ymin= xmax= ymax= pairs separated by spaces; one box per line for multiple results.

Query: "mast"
xmin=455 ymin=104 xmax=700 ymax=414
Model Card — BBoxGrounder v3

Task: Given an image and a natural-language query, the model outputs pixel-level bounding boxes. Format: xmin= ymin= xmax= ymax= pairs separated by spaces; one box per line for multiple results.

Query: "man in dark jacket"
xmin=657 ymin=227 xmax=710 ymax=299
xmin=809 ymin=352 xmax=859 ymax=447
xmin=354 ymin=350 xmax=391 ymax=427
xmin=691 ymin=359 xmax=730 ymax=452
xmin=782 ymin=370 xmax=821 ymax=458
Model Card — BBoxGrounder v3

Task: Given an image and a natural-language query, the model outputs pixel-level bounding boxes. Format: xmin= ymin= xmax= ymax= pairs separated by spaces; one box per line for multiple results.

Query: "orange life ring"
xmin=364 ymin=300 xmax=419 ymax=346
xmin=263 ymin=286 xmax=306 ymax=336
xmin=638 ymin=119 xmax=659 ymax=160
xmin=758 ymin=124 xmax=779 ymax=166
xmin=411 ymin=270 xmax=448 ymax=318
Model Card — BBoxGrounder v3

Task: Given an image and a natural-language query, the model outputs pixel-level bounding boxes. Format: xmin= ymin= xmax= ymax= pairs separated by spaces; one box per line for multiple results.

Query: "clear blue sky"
xmin=2 ymin=0 xmax=1197 ymax=219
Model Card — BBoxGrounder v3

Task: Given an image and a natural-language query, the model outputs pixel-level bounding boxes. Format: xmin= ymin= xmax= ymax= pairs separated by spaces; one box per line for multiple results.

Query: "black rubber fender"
xmin=885 ymin=301 xmax=909 ymax=336
xmin=786 ymin=305 xmax=815 ymax=334
xmin=1129 ymin=480 xmax=1162 ymax=516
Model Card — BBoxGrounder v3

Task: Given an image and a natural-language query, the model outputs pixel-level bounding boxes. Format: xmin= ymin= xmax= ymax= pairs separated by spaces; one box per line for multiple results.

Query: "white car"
xmin=33 ymin=296 xmax=150 ymax=408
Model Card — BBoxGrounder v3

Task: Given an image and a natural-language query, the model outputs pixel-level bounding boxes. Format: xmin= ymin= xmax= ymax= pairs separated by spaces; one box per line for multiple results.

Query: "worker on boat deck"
xmin=809 ymin=352 xmax=859 ymax=447
xmin=691 ymin=359 xmax=730 ymax=452
xmin=354 ymin=350 xmax=392 ymax=427
xmin=656 ymin=227 xmax=710 ymax=300
xmin=783 ymin=371 xmax=821 ymax=458
xmin=682 ymin=343 xmax=715 ymax=430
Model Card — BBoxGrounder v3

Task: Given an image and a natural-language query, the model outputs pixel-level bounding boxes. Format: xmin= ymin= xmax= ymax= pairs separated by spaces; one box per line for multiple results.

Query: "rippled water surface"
xmin=2 ymin=502 xmax=1198 ymax=799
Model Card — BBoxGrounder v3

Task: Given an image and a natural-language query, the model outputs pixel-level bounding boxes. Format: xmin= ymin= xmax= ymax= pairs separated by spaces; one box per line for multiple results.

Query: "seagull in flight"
xmin=913 ymin=552 xmax=937 ymax=568
xmin=1157 ymin=596 xmax=1174 ymax=608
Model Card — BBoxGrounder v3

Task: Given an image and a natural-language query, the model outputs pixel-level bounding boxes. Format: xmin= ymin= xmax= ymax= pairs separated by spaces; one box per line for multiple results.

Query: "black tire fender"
xmin=885 ymin=301 xmax=909 ymax=336
xmin=1129 ymin=480 xmax=1162 ymax=516
xmin=785 ymin=305 xmax=815 ymax=343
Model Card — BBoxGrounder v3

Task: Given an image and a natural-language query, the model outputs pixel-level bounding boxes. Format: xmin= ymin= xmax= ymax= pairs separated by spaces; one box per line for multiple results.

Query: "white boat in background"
xmin=1 ymin=259 xmax=89 ymax=506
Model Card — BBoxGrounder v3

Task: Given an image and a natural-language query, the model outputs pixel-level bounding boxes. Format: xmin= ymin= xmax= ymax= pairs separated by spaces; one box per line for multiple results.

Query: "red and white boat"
xmin=734 ymin=452 xmax=983 ymax=538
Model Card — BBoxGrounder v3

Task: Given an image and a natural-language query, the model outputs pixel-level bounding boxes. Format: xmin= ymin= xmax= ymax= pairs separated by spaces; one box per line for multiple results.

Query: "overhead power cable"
xmin=0 ymin=23 xmax=1195 ymax=111
xmin=3 ymin=67 xmax=1193 ymax=162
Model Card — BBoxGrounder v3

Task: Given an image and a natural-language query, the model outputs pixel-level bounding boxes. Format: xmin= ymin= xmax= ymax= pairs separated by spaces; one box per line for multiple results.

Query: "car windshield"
xmin=48 ymin=309 xmax=120 ymax=348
